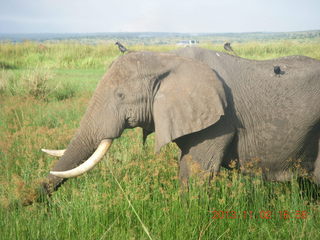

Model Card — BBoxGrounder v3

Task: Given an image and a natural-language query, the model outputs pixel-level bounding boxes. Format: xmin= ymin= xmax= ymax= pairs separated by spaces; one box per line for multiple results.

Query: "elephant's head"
xmin=27 ymin=51 xmax=227 ymax=203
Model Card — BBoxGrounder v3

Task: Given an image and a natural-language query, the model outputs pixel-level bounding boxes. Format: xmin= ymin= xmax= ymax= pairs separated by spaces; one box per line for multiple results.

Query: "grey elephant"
xmin=172 ymin=47 xmax=320 ymax=181
xmin=25 ymin=48 xmax=320 ymax=204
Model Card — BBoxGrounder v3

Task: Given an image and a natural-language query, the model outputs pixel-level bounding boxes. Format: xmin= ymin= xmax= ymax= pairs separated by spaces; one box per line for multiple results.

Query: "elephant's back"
xmin=173 ymin=47 xmax=320 ymax=125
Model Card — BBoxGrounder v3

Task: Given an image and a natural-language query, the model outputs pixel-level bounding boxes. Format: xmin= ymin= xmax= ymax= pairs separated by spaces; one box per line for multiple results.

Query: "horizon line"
xmin=1 ymin=29 xmax=320 ymax=35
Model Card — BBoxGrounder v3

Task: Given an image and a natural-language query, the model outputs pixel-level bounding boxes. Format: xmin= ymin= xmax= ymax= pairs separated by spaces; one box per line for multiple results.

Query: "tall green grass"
xmin=1 ymin=41 xmax=319 ymax=70
xmin=0 ymin=41 xmax=117 ymax=69
xmin=0 ymin=41 xmax=320 ymax=239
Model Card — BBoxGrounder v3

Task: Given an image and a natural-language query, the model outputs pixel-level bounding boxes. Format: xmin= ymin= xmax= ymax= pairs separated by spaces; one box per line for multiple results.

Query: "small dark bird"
xmin=115 ymin=42 xmax=128 ymax=54
xmin=224 ymin=42 xmax=234 ymax=52
xmin=274 ymin=66 xmax=283 ymax=75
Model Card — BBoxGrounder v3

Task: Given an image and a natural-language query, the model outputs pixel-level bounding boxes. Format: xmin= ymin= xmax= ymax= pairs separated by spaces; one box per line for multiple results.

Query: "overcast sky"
xmin=1 ymin=0 xmax=320 ymax=33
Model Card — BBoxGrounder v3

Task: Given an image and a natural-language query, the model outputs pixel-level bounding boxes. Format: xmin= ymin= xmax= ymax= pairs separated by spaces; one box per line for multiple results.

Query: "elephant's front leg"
xmin=179 ymin=152 xmax=223 ymax=187
xmin=175 ymin=122 xmax=236 ymax=188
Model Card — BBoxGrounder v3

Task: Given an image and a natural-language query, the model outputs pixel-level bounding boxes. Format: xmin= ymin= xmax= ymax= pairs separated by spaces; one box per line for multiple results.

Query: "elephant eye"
xmin=117 ymin=92 xmax=125 ymax=100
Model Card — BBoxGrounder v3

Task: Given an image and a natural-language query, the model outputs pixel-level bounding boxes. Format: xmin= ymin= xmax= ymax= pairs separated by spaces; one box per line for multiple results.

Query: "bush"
xmin=0 ymin=68 xmax=77 ymax=101
xmin=0 ymin=70 xmax=17 ymax=95
xmin=20 ymin=67 xmax=54 ymax=99
xmin=52 ymin=82 xmax=77 ymax=101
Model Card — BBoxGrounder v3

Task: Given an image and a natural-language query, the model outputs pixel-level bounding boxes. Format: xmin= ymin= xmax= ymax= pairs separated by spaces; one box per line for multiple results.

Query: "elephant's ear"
xmin=153 ymin=58 xmax=227 ymax=152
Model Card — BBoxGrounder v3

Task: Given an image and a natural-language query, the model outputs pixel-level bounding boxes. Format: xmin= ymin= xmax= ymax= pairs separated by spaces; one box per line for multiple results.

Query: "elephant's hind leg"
xmin=312 ymin=138 xmax=320 ymax=185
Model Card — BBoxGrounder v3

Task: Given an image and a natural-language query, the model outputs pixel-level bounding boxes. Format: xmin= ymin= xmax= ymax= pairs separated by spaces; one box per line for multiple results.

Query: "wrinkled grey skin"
xmin=172 ymin=47 xmax=320 ymax=183
xmin=33 ymin=48 xmax=320 ymax=202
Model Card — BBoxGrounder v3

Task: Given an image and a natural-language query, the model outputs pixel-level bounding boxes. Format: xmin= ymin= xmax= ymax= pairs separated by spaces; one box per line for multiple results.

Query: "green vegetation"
xmin=1 ymin=41 xmax=320 ymax=239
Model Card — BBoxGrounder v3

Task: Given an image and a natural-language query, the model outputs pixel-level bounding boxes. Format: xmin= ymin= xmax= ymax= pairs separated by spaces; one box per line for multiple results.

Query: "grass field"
xmin=1 ymin=41 xmax=320 ymax=239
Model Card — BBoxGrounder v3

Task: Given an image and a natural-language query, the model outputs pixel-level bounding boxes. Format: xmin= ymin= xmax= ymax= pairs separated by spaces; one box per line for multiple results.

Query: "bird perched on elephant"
xmin=224 ymin=42 xmax=234 ymax=52
xmin=24 ymin=48 xmax=320 ymax=204
xmin=115 ymin=41 xmax=128 ymax=54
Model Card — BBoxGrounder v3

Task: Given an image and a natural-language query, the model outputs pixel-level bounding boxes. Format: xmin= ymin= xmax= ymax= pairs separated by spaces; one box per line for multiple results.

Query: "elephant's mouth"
xmin=44 ymin=139 xmax=113 ymax=178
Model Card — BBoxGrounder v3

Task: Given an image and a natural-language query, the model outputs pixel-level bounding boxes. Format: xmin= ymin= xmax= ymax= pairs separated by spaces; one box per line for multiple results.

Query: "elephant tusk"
xmin=41 ymin=149 xmax=66 ymax=157
xmin=50 ymin=139 xmax=112 ymax=178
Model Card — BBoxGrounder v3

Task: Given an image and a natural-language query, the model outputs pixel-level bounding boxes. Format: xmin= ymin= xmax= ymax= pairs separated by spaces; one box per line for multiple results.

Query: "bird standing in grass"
xmin=115 ymin=42 xmax=128 ymax=54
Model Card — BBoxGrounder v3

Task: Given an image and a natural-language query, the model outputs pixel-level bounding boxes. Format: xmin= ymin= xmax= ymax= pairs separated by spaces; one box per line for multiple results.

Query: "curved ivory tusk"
xmin=41 ymin=149 xmax=66 ymax=157
xmin=50 ymin=139 xmax=112 ymax=178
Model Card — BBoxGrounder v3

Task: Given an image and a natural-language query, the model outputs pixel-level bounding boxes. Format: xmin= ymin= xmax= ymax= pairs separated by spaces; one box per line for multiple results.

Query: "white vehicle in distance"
xmin=176 ymin=40 xmax=199 ymax=47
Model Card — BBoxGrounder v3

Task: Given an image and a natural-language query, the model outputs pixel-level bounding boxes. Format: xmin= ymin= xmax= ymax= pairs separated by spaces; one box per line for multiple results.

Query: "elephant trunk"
xmin=23 ymin=129 xmax=113 ymax=205
xmin=48 ymin=129 xmax=111 ymax=186
xmin=50 ymin=139 xmax=112 ymax=178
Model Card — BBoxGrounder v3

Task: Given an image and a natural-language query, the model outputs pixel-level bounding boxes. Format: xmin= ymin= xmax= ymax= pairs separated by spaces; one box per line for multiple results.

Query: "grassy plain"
xmin=1 ymin=41 xmax=320 ymax=239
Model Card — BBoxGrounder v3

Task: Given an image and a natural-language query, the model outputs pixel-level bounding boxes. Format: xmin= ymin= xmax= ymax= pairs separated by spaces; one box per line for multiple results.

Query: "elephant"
xmin=171 ymin=47 xmax=320 ymax=181
xmin=25 ymin=48 xmax=320 ymax=204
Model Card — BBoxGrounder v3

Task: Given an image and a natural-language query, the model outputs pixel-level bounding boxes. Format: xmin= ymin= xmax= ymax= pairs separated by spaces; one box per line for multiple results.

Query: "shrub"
xmin=0 ymin=70 xmax=17 ymax=95
xmin=52 ymin=82 xmax=77 ymax=101
xmin=20 ymin=67 xmax=54 ymax=99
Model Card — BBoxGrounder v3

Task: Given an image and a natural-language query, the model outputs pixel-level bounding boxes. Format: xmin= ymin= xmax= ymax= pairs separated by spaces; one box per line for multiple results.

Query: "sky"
xmin=0 ymin=0 xmax=320 ymax=33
